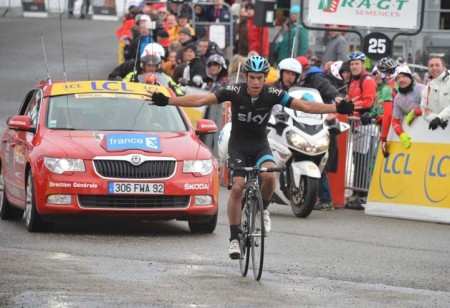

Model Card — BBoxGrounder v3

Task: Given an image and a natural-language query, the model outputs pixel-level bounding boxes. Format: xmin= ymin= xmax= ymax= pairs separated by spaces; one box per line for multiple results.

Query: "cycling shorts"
xmin=227 ymin=137 xmax=275 ymax=178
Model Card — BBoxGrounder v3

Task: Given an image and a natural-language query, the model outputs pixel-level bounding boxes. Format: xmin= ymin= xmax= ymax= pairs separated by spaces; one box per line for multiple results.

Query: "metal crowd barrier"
xmin=345 ymin=116 xmax=380 ymax=195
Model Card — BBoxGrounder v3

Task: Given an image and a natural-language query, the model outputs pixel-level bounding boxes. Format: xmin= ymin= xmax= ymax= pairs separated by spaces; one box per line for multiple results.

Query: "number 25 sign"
xmin=363 ymin=32 xmax=392 ymax=61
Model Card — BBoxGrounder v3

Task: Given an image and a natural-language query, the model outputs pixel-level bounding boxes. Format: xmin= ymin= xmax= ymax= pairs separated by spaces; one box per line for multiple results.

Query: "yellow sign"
xmin=50 ymin=81 xmax=169 ymax=97
xmin=369 ymin=142 xmax=450 ymax=208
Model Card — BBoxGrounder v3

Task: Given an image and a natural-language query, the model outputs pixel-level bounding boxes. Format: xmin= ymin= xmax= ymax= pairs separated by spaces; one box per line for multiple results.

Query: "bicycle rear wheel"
xmin=250 ymin=189 xmax=265 ymax=280
xmin=239 ymin=199 xmax=250 ymax=277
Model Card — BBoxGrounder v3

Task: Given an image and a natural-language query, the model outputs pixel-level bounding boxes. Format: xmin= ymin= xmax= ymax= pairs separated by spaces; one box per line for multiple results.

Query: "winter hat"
xmin=296 ymin=56 xmax=310 ymax=71
xmin=179 ymin=27 xmax=192 ymax=37
xmin=184 ymin=42 xmax=197 ymax=53
xmin=395 ymin=65 xmax=413 ymax=81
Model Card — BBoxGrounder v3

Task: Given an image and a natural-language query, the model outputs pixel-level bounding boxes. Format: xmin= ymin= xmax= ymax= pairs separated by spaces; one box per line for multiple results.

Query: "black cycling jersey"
xmin=215 ymin=83 xmax=293 ymax=139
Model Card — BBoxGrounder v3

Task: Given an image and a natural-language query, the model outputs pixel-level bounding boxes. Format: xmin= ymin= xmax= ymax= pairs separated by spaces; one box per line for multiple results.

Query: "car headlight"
xmin=44 ymin=157 xmax=85 ymax=174
xmin=183 ymin=159 xmax=213 ymax=176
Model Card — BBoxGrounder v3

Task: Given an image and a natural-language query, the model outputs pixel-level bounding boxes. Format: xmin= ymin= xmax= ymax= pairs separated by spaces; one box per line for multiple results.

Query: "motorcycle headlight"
xmin=315 ymin=137 xmax=330 ymax=153
xmin=183 ymin=159 xmax=213 ymax=176
xmin=286 ymin=131 xmax=308 ymax=151
xmin=44 ymin=157 xmax=85 ymax=174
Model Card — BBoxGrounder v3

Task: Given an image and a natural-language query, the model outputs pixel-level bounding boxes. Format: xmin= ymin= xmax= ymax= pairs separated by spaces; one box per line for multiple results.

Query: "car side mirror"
xmin=7 ymin=115 xmax=35 ymax=133
xmin=196 ymin=119 xmax=218 ymax=135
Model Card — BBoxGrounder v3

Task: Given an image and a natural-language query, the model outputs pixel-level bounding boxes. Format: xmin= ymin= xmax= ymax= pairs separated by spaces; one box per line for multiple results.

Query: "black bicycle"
xmin=228 ymin=165 xmax=285 ymax=281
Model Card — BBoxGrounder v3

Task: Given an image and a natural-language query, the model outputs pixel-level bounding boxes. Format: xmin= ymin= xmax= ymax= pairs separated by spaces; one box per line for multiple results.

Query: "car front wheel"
xmin=188 ymin=212 xmax=218 ymax=233
xmin=23 ymin=173 xmax=53 ymax=232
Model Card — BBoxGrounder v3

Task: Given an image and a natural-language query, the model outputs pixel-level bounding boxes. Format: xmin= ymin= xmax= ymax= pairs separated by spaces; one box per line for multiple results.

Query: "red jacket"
xmin=247 ymin=16 xmax=269 ymax=58
xmin=348 ymin=70 xmax=377 ymax=116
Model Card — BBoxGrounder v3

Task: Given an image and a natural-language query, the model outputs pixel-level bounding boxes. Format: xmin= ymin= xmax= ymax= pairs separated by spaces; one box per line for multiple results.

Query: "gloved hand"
xmin=360 ymin=112 xmax=373 ymax=125
xmin=429 ymin=117 xmax=442 ymax=130
xmin=399 ymin=132 xmax=412 ymax=149
xmin=380 ymin=139 xmax=389 ymax=158
xmin=192 ymin=75 xmax=204 ymax=87
xmin=406 ymin=109 xmax=417 ymax=126
xmin=336 ymin=100 xmax=354 ymax=114
xmin=441 ymin=120 xmax=448 ymax=129
xmin=151 ymin=92 xmax=169 ymax=106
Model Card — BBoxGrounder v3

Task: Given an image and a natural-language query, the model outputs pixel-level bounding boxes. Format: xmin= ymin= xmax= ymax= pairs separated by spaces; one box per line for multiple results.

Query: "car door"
xmin=9 ymin=90 xmax=42 ymax=204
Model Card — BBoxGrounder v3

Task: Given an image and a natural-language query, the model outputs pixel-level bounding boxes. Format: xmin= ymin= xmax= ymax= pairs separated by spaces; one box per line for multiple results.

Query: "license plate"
xmin=108 ymin=182 xmax=164 ymax=195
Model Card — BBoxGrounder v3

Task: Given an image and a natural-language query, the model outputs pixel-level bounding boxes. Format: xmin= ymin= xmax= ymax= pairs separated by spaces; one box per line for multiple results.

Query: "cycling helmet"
xmin=140 ymin=52 xmax=161 ymax=69
xmin=142 ymin=42 xmax=166 ymax=60
xmin=243 ymin=56 xmax=270 ymax=75
xmin=277 ymin=58 xmax=302 ymax=82
xmin=377 ymin=57 xmax=397 ymax=74
xmin=348 ymin=51 xmax=366 ymax=63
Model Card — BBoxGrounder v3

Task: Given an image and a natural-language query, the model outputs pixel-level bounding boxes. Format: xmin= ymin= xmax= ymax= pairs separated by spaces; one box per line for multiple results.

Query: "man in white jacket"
xmin=408 ymin=56 xmax=450 ymax=130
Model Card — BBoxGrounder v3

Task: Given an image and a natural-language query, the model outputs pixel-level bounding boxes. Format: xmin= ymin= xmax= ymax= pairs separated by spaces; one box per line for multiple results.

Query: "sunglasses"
xmin=372 ymin=71 xmax=387 ymax=78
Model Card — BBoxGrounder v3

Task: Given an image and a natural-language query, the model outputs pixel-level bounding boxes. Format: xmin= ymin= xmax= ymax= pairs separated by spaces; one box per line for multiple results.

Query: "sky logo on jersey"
xmin=104 ymin=133 xmax=162 ymax=152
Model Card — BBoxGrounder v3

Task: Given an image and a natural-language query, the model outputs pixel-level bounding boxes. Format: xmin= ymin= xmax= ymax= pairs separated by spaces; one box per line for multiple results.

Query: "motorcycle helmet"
xmin=243 ymin=56 xmax=270 ymax=75
xmin=277 ymin=58 xmax=302 ymax=83
xmin=377 ymin=57 xmax=397 ymax=74
xmin=348 ymin=51 xmax=366 ymax=63
xmin=140 ymin=52 xmax=161 ymax=70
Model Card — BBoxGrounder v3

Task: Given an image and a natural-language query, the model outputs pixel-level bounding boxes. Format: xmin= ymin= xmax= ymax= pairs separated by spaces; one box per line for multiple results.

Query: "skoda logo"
xmin=130 ymin=155 xmax=142 ymax=166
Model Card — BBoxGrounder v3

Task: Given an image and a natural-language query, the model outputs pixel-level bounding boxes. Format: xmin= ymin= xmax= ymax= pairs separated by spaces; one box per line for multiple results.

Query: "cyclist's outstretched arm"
xmin=146 ymin=90 xmax=218 ymax=107
xmin=289 ymin=98 xmax=354 ymax=115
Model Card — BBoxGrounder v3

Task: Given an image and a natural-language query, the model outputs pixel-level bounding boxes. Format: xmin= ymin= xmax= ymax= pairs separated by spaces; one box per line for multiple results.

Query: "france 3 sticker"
xmin=104 ymin=133 xmax=162 ymax=152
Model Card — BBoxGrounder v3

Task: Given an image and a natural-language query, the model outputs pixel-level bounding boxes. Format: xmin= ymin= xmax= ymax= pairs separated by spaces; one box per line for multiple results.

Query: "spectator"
xmin=161 ymin=50 xmax=178 ymax=77
xmin=123 ymin=25 xmax=141 ymax=62
xmin=235 ymin=2 xmax=249 ymax=56
xmin=301 ymin=63 xmax=344 ymax=211
xmin=271 ymin=58 xmax=302 ymax=91
xmin=346 ymin=51 xmax=377 ymax=210
xmin=157 ymin=29 xmax=171 ymax=57
xmin=206 ymin=0 xmax=231 ymax=22
xmin=246 ymin=3 xmax=269 ymax=58
xmin=168 ymin=0 xmax=192 ymax=17
xmin=392 ymin=66 xmax=426 ymax=148
xmin=227 ymin=54 xmax=246 ymax=85
xmin=136 ymin=15 xmax=156 ymax=57
xmin=328 ymin=60 xmax=348 ymax=95
xmin=321 ymin=25 xmax=349 ymax=64
xmin=408 ymin=56 xmax=450 ymax=130
xmin=198 ymin=37 xmax=211 ymax=65
xmin=274 ymin=5 xmax=309 ymax=61
xmin=176 ymin=13 xmax=195 ymax=37
xmin=194 ymin=3 xmax=209 ymax=39
xmin=359 ymin=57 xmax=398 ymax=157
xmin=79 ymin=0 xmax=90 ymax=19
xmin=204 ymin=54 xmax=228 ymax=92
xmin=176 ymin=27 xmax=197 ymax=64
xmin=166 ymin=14 xmax=180 ymax=42
xmin=179 ymin=43 xmax=207 ymax=88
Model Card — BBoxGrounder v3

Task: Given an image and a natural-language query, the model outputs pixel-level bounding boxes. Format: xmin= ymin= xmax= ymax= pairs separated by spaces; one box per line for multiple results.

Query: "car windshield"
xmin=47 ymin=94 xmax=188 ymax=132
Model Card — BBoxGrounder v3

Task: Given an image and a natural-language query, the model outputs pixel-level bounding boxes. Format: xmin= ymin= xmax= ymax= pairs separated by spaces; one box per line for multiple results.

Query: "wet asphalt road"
xmin=0 ymin=17 xmax=450 ymax=307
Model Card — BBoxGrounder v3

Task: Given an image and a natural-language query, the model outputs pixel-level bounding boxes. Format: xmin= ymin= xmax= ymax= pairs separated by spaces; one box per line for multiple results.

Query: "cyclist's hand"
xmin=406 ymin=109 xmax=417 ymax=126
xmin=429 ymin=117 xmax=442 ymax=130
xmin=380 ymin=139 xmax=389 ymax=158
xmin=147 ymin=89 xmax=169 ymax=106
xmin=441 ymin=120 xmax=448 ymax=129
xmin=336 ymin=100 xmax=354 ymax=114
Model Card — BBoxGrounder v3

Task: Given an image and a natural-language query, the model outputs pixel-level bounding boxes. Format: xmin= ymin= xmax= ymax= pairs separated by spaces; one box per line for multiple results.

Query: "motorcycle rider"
xmin=270 ymin=58 xmax=303 ymax=91
xmin=145 ymin=56 xmax=355 ymax=259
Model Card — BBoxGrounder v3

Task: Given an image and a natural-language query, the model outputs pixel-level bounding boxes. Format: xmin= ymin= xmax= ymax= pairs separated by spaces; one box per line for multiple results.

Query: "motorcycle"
xmin=267 ymin=87 xmax=350 ymax=218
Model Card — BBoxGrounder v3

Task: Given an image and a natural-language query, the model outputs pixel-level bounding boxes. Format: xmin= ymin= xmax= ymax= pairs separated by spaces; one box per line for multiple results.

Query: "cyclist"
xmin=146 ymin=56 xmax=355 ymax=259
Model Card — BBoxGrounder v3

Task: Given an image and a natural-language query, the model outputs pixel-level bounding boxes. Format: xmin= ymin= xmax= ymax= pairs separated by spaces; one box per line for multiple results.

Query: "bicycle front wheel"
xmin=239 ymin=198 xmax=250 ymax=277
xmin=250 ymin=189 xmax=265 ymax=280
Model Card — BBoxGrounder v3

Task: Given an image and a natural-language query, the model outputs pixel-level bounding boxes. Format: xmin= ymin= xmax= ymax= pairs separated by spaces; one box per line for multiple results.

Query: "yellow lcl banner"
xmin=369 ymin=142 xmax=450 ymax=208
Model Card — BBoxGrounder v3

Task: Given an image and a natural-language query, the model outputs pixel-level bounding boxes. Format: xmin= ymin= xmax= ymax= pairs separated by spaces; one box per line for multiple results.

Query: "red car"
xmin=0 ymin=80 xmax=219 ymax=233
